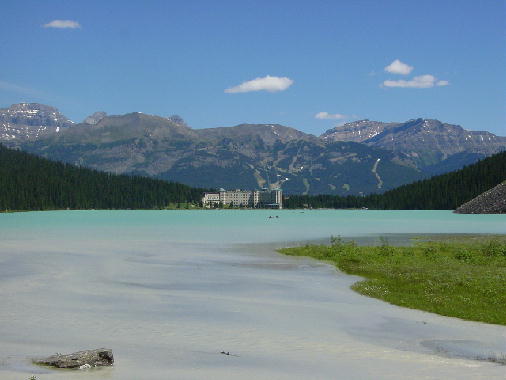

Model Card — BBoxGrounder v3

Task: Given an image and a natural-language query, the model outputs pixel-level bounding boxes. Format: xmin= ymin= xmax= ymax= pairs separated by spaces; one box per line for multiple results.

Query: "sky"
xmin=0 ymin=0 xmax=505 ymax=136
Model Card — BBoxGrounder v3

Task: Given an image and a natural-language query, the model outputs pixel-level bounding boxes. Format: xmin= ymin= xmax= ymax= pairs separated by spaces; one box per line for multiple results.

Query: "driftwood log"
xmin=34 ymin=348 xmax=114 ymax=369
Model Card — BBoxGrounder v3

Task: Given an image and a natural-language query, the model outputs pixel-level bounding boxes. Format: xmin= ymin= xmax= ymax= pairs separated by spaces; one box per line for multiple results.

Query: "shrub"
xmin=330 ymin=235 xmax=344 ymax=247
xmin=481 ymin=240 xmax=506 ymax=257
xmin=455 ymin=249 xmax=473 ymax=263
xmin=379 ymin=236 xmax=394 ymax=256
xmin=422 ymin=245 xmax=438 ymax=259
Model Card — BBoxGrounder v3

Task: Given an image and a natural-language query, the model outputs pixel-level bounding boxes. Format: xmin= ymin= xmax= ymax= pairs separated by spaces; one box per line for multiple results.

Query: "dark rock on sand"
xmin=34 ymin=348 xmax=114 ymax=369
xmin=454 ymin=182 xmax=506 ymax=214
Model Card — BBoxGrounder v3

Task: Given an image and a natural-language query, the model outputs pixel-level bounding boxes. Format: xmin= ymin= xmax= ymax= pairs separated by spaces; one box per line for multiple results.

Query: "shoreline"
xmin=278 ymin=234 xmax=506 ymax=327
xmin=0 ymin=207 xmax=456 ymax=214
xmin=5 ymin=207 xmax=506 ymax=214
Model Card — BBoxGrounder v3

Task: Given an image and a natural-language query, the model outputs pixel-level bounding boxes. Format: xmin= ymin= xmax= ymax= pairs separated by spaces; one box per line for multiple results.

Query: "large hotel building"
xmin=202 ymin=188 xmax=282 ymax=209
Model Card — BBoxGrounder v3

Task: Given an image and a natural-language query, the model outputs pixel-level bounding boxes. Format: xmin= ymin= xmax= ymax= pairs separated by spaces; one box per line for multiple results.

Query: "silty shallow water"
xmin=0 ymin=210 xmax=505 ymax=379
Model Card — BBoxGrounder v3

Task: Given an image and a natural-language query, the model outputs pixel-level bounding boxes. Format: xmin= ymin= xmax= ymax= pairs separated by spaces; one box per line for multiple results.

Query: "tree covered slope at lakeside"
xmin=0 ymin=144 xmax=206 ymax=211
xmin=2 ymin=143 xmax=504 ymax=212
xmin=284 ymin=151 xmax=506 ymax=210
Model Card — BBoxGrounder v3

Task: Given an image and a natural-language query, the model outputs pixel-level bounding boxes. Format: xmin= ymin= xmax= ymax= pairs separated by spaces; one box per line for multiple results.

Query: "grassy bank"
xmin=278 ymin=236 xmax=506 ymax=325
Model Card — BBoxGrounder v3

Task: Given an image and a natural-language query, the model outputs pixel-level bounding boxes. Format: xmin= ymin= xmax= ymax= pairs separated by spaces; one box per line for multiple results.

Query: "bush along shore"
xmin=278 ymin=236 xmax=506 ymax=325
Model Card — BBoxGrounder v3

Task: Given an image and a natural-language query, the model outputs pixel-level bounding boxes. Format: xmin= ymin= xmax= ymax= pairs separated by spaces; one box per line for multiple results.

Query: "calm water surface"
xmin=0 ymin=210 xmax=505 ymax=379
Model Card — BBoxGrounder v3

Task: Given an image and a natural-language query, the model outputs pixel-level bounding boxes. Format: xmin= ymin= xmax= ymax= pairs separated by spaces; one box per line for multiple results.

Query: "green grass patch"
xmin=278 ymin=236 xmax=506 ymax=325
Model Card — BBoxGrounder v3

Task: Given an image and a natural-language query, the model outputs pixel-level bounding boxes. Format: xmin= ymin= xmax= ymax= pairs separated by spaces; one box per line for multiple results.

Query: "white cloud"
xmin=383 ymin=74 xmax=449 ymax=89
xmin=315 ymin=111 xmax=346 ymax=120
xmin=43 ymin=20 xmax=81 ymax=29
xmin=384 ymin=59 xmax=413 ymax=75
xmin=225 ymin=75 xmax=294 ymax=93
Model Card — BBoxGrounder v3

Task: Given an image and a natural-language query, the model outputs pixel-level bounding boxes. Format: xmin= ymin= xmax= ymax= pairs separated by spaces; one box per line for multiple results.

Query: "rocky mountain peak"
xmin=167 ymin=115 xmax=188 ymax=126
xmin=0 ymin=103 xmax=73 ymax=144
xmin=83 ymin=111 xmax=107 ymax=125
xmin=399 ymin=118 xmax=448 ymax=131
xmin=1 ymin=103 xmax=73 ymax=126
xmin=321 ymin=117 xmax=506 ymax=170
xmin=320 ymin=120 xmax=392 ymax=143
xmin=59 ymin=111 xmax=198 ymax=146
xmin=197 ymin=123 xmax=318 ymax=146
xmin=9 ymin=102 xmax=58 ymax=113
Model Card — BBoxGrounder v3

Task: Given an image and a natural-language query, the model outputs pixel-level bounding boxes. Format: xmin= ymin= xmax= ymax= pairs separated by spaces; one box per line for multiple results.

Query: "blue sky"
xmin=0 ymin=0 xmax=505 ymax=135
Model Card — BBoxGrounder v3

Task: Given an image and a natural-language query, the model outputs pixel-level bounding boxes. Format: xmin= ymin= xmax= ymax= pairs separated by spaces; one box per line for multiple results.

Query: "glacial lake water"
xmin=0 ymin=210 xmax=505 ymax=379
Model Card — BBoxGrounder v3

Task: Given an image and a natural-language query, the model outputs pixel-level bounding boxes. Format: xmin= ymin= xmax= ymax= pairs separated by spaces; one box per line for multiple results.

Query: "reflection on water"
xmin=0 ymin=210 xmax=505 ymax=379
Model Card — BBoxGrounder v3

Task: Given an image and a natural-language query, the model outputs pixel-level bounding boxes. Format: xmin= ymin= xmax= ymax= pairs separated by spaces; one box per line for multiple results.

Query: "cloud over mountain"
xmin=225 ymin=75 xmax=294 ymax=93
xmin=43 ymin=20 xmax=81 ymax=29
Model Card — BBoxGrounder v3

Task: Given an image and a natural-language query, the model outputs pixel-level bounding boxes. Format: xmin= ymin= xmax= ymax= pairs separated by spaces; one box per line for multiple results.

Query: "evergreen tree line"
xmin=284 ymin=151 xmax=506 ymax=210
xmin=0 ymin=144 xmax=206 ymax=211
xmin=2 ymin=143 xmax=505 ymax=211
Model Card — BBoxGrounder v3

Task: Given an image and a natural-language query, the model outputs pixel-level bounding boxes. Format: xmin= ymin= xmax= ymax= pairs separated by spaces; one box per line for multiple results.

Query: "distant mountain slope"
xmin=153 ymin=137 xmax=422 ymax=195
xmin=197 ymin=123 xmax=318 ymax=145
xmin=284 ymin=151 xmax=506 ymax=210
xmin=321 ymin=118 xmax=506 ymax=172
xmin=321 ymin=119 xmax=395 ymax=143
xmin=0 ymin=103 xmax=74 ymax=144
xmin=421 ymin=152 xmax=486 ymax=176
xmin=83 ymin=111 xmax=107 ymax=125
xmin=20 ymin=114 xmax=423 ymax=195
xmin=0 ymin=144 xmax=205 ymax=211
xmin=2 ymin=103 xmax=504 ymax=196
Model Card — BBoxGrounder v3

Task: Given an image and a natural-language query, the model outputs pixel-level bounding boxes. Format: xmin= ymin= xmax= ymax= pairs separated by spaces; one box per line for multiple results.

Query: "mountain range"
xmin=1 ymin=103 xmax=505 ymax=195
xmin=322 ymin=119 xmax=505 ymax=175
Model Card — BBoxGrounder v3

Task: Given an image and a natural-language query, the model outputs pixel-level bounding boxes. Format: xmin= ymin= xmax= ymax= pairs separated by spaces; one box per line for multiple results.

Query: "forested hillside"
xmin=284 ymin=151 xmax=506 ymax=210
xmin=2 ymin=142 xmax=504 ymax=212
xmin=0 ymin=144 xmax=205 ymax=211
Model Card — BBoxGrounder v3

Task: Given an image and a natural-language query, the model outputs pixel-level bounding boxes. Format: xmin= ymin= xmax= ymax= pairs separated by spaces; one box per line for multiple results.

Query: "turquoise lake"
xmin=0 ymin=210 xmax=505 ymax=379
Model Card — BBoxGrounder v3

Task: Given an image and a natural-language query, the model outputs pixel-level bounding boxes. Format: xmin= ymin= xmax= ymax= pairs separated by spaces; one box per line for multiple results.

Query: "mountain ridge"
xmin=321 ymin=118 xmax=506 ymax=172
xmin=1 ymin=103 xmax=504 ymax=195
xmin=0 ymin=103 xmax=74 ymax=143
xmin=20 ymin=114 xmax=423 ymax=195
